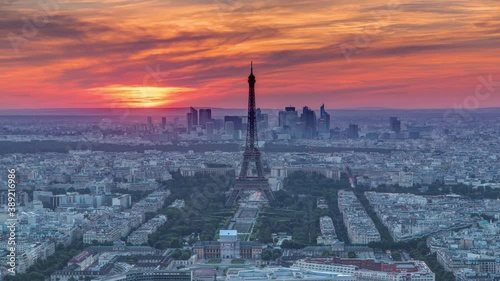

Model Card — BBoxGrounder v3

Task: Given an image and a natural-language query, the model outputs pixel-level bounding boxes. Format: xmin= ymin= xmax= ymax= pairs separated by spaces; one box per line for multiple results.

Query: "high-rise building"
xmin=225 ymin=121 xmax=235 ymax=136
xmin=256 ymin=108 xmax=262 ymax=126
xmin=214 ymin=119 xmax=224 ymax=130
xmin=206 ymin=121 xmax=214 ymax=140
xmin=187 ymin=107 xmax=198 ymax=131
xmin=161 ymin=117 xmax=167 ymax=129
xmin=186 ymin=113 xmax=193 ymax=132
xmin=147 ymin=116 xmax=153 ymax=131
xmin=278 ymin=111 xmax=285 ymax=127
xmin=347 ymin=124 xmax=359 ymax=139
xmin=279 ymin=106 xmax=298 ymax=128
xmin=318 ymin=104 xmax=331 ymax=134
xmin=224 ymin=116 xmax=243 ymax=131
xmin=301 ymin=106 xmax=317 ymax=138
xmin=278 ymin=106 xmax=299 ymax=138
xmin=190 ymin=107 xmax=198 ymax=126
xmin=256 ymin=108 xmax=268 ymax=130
xmin=199 ymin=108 xmax=212 ymax=128
xmin=390 ymin=117 xmax=401 ymax=133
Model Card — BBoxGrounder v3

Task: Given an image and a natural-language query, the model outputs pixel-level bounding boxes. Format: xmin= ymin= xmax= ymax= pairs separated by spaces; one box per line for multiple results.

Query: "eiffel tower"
xmin=225 ymin=63 xmax=275 ymax=206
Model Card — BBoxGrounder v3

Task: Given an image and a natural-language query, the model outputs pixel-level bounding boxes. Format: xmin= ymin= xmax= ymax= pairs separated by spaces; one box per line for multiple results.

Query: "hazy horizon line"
xmin=0 ymin=106 xmax=499 ymax=112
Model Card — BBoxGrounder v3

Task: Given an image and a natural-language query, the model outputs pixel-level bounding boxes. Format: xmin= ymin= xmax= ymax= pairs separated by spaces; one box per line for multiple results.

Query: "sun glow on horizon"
xmin=1 ymin=0 xmax=499 ymax=109
xmin=91 ymin=85 xmax=194 ymax=108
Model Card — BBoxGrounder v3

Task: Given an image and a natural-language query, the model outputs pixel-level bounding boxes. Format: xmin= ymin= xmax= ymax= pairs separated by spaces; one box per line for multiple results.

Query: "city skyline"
xmin=1 ymin=1 xmax=500 ymax=280
xmin=1 ymin=0 xmax=499 ymax=109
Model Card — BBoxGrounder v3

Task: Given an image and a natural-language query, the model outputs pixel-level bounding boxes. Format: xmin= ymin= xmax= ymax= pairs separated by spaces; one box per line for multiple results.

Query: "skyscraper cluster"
xmin=144 ymin=116 xmax=176 ymax=140
xmin=187 ymin=107 xmax=214 ymax=132
xmin=186 ymin=107 xmax=264 ymax=141
xmin=278 ymin=104 xmax=330 ymax=139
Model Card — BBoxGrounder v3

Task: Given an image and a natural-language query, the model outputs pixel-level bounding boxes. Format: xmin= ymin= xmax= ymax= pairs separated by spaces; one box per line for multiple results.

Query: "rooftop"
xmin=220 ymin=230 xmax=238 ymax=236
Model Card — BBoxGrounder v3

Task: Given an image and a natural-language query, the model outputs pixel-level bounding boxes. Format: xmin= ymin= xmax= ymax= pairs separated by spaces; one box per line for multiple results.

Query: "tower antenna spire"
xmin=251 ymin=61 xmax=253 ymax=73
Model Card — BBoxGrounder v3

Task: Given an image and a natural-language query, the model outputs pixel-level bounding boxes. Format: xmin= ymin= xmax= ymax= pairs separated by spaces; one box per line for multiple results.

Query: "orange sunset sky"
xmin=1 ymin=0 xmax=499 ymax=109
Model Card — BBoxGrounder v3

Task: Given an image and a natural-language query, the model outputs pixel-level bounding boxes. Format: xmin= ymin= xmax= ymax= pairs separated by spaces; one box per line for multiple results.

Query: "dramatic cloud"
xmin=1 ymin=0 xmax=499 ymax=109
